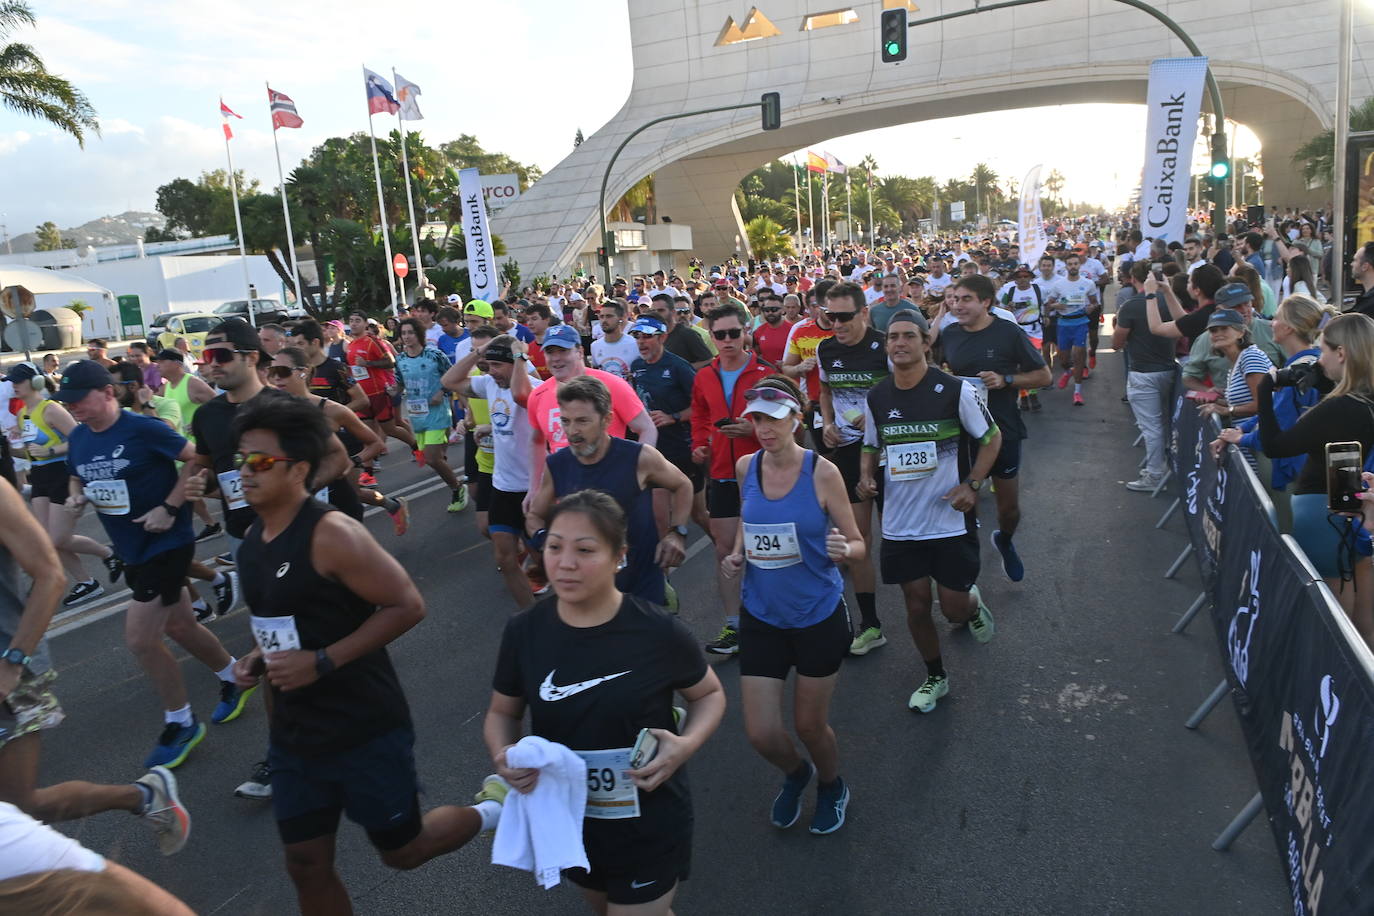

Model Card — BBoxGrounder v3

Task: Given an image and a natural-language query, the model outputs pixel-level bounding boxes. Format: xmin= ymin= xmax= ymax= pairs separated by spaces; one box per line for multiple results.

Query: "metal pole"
xmin=393 ymin=68 xmax=428 ymax=295
xmin=1333 ymin=0 xmax=1354 ymax=309
xmin=867 ymin=169 xmax=875 ymax=247
xmin=807 ymin=170 xmax=815 ymax=252
xmin=267 ymin=82 xmax=305 ymax=312
xmin=222 ymin=126 xmax=256 ymax=327
xmin=822 ymin=170 xmax=830 ymax=251
xmin=598 ymin=100 xmax=767 ymax=287
xmin=1185 ymin=679 xmax=1230 ymax=729
xmin=792 ymin=157 xmax=802 ymax=243
xmin=846 ymin=172 xmax=853 ymax=243
xmin=364 ymin=67 xmax=400 ymax=314
xmin=1212 ymin=792 xmax=1264 ymax=851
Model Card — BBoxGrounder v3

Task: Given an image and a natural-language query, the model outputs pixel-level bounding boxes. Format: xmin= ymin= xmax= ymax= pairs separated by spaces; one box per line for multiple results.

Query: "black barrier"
xmin=1168 ymin=395 xmax=1226 ymax=585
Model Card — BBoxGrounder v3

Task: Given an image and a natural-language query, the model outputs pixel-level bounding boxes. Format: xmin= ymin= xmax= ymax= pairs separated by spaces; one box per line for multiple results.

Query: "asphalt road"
xmin=36 ymin=349 xmax=1288 ymax=915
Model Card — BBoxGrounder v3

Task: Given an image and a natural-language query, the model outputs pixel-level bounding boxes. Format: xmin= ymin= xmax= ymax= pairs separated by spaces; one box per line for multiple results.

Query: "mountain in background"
xmin=4 ymin=211 xmax=168 ymax=253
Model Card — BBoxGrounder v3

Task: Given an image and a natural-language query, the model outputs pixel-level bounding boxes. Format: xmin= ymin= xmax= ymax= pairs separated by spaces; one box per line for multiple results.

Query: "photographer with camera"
xmin=1256 ymin=312 xmax=1374 ymax=645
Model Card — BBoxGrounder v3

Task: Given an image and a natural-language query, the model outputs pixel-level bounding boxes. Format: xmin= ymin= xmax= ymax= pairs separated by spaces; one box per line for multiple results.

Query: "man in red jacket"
xmin=691 ymin=303 xmax=774 ymax=654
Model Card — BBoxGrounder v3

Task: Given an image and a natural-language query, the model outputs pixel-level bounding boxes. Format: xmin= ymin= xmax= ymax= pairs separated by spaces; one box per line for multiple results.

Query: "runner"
xmin=345 ymin=311 xmax=420 ymax=467
xmin=59 ymin=359 xmax=250 ymax=766
xmin=751 ymin=295 xmax=795 ymax=366
xmin=229 ymin=395 xmax=507 ymax=914
xmin=1047 ymin=253 xmax=1100 ymax=405
xmin=1034 ymin=255 xmax=1060 ymax=369
xmin=291 ymin=320 xmax=369 ymax=415
xmin=394 ymin=317 xmax=468 ymax=512
xmin=815 ymin=282 xmax=891 ymax=655
xmin=485 ymin=489 xmax=725 ymax=914
xmin=997 ymin=266 xmax=1048 ymax=411
xmin=590 ymin=299 xmax=638 ymax=380
xmin=720 ymin=374 xmax=865 ymax=834
xmin=939 ymin=275 xmax=1051 ymax=582
xmin=857 ymin=310 xmax=1001 ymax=713
xmin=629 ymin=316 xmax=709 ymax=533
xmin=781 ymin=278 xmax=836 ymax=453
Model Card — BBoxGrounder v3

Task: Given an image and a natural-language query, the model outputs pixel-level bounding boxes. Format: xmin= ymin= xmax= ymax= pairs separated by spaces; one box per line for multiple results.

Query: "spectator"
xmin=1145 ymin=264 xmax=1226 ymax=342
xmin=1349 ymin=242 xmax=1374 ymax=319
xmin=1113 ymin=261 xmax=1177 ymax=491
xmin=84 ymin=340 xmax=115 ymax=369
xmin=1231 ymin=260 xmax=1276 ymax=318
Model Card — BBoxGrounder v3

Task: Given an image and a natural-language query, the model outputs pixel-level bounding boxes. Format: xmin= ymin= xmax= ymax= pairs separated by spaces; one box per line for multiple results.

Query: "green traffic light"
xmin=1210 ymin=162 xmax=1229 ymax=179
xmin=886 ymin=41 xmax=900 ymax=54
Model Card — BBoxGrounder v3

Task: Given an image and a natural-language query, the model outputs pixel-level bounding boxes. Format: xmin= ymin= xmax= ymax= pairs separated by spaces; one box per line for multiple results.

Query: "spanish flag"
xmin=806 ymin=151 xmax=827 ymax=173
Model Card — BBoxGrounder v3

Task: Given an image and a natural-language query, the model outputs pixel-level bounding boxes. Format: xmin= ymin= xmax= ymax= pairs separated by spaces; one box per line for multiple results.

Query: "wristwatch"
xmin=670 ymin=524 xmax=690 ymax=538
xmin=1003 ymin=374 xmax=1015 ymax=387
xmin=2 ymin=647 xmax=32 ymax=667
xmin=963 ymin=478 xmax=984 ymax=491
xmin=315 ymin=649 xmax=336 ymax=678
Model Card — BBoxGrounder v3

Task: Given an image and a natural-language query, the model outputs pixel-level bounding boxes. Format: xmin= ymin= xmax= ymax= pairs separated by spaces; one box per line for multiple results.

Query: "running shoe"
xmin=234 ymin=760 xmax=273 ymax=799
xmin=413 ymin=449 xmax=427 ymax=467
xmin=809 ymin=777 xmax=850 ymax=835
xmin=705 ymin=625 xmax=739 ymax=655
xmin=848 ymin=627 xmax=887 ymax=656
xmin=1082 ymin=366 xmax=1092 ymax=379
xmin=194 ymin=522 xmax=222 ymax=542
xmin=991 ymin=529 xmax=1024 ymax=582
xmin=389 ymin=496 xmax=410 ymax=536
xmin=211 ymin=681 xmax=256 ymax=724
xmin=144 ymin=719 xmax=206 ymax=769
xmin=62 ymin=580 xmax=104 ymax=607
xmin=358 ymin=470 xmax=378 ymax=487
xmin=192 ymin=601 xmax=214 ymax=624
xmin=526 ymin=568 xmax=551 ymax=597
xmin=1072 ymin=392 xmax=1085 ymax=406
xmin=102 ymin=553 xmax=124 ymax=584
xmin=135 ymin=766 xmax=191 ymax=856
xmin=1018 ymin=393 xmax=1030 ymax=411
xmin=967 ymin=585 xmax=995 ymax=644
xmin=1089 ymin=353 xmax=1097 ymax=370
xmin=213 ymin=571 xmax=238 ymax=616
xmin=770 ymin=759 xmax=813 ymax=829
xmin=1126 ymin=474 xmax=1163 ymax=493
xmin=1056 ymin=372 xmax=1071 ymax=390
xmin=447 ymin=488 xmax=469 ymax=513
xmin=1029 ymin=393 xmax=1042 ymax=411
xmin=212 ymin=552 xmax=235 ymax=567
xmin=908 ymin=674 xmax=949 ymax=713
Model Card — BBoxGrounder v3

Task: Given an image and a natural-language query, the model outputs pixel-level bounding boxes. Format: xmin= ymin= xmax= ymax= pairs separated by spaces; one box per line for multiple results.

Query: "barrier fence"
xmin=1161 ymin=394 xmax=1374 ymax=915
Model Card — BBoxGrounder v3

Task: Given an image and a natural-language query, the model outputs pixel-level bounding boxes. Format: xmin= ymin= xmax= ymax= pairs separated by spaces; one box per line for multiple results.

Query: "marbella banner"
xmin=458 ymin=167 xmax=499 ymax=302
xmin=1140 ymin=56 xmax=1208 ymax=245
xmin=1018 ymin=165 xmax=1048 ymax=267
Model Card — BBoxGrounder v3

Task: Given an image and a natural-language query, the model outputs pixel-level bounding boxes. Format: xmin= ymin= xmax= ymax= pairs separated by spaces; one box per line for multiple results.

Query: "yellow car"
xmin=156 ymin=313 xmax=221 ymax=359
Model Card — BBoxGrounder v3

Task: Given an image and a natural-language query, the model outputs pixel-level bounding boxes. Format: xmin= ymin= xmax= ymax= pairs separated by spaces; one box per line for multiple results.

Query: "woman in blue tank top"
xmin=721 ymin=375 xmax=865 ymax=836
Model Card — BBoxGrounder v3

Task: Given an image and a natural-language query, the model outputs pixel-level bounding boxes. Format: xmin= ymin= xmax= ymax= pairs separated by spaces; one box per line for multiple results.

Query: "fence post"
xmin=1211 ymin=792 xmax=1264 ymax=851
xmin=1155 ymin=497 xmax=1181 ymax=529
xmin=1185 ymin=678 xmax=1230 ymax=729
xmin=1164 ymin=545 xmax=1191 ymax=579
xmin=1171 ymin=591 xmax=1209 ymax=634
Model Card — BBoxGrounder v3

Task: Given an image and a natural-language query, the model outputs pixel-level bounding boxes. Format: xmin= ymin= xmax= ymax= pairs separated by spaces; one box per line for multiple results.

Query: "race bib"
xmin=743 ymin=522 xmax=802 ymax=569
xmin=886 ymin=441 xmax=938 ymax=482
xmin=350 ymin=364 xmax=370 ymax=380
xmin=574 ymin=747 xmax=640 ymax=820
xmin=249 ymin=615 xmax=301 ymax=652
xmin=406 ymin=398 xmax=428 ymax=418
xmin=19 ymin=420 xmax=37 ymax=443
xmin=83 ymin=479 xmax=130 ymax=515
xmin=216 ymin=469 xmax=248 ymax=511
xmin=956 ymin=376 xmax=990 ymax=408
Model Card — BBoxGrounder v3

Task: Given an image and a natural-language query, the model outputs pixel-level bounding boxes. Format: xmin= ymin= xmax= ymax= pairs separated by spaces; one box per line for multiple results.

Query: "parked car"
xmin=155 ymin=313 xmax=221 ymax=358
xmin=214 ymin=298 xmax=305 ymax=323
xmin=145 ymin=312 xmax=178 ymax=349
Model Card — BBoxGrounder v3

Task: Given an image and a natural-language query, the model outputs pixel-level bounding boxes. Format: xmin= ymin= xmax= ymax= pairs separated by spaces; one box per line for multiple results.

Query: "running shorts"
xmin=739 ymin=599 xmax=850 ymax=679
xmin=125 ymin=544 xmax=194 ymax=606
xmin=27 ymin=462 xmax=68 ymax=504
xmin=1057 ymin=320 xmax=1089 ymax=350
xmin=880 ymin=532 xmax=979 ymax=592
xmin=566 ymin=839 xmax=691 ymax=906
xmin=0 ymin=669 xmax=64 ymax=750
xmin=706 ymin=479 xmax=740 ymax=519
xmin=488 ymin=487 xmax=527 ymax=536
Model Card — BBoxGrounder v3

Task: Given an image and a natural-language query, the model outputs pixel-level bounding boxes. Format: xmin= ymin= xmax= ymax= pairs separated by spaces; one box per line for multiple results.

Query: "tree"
xmin=32 ymin=220 xmax=72 ymax=250
xmin=1293 ymin=97 xmax=1374 ymax=188
xmin=612 ymin=174 xmax=655 ymax=223
xmin=574 ymin=128 xmax=584 ymax=148
xmin=745 ymin=215 xmax=794 ymax=260
xmin=0 ymin=2 xmax=98 ymax=146
xmin=970 ymin=163 xmax=999 ymax=222
xmin=144 ymin=225 xmax=176 ymax=243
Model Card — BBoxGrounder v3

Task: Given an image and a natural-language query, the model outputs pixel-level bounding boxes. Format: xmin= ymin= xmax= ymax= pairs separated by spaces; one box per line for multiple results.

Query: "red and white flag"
xmin=220 ymin=98 xmax=242 ymax=140
xmin=268 ymin=87 xmax=304 ymax=130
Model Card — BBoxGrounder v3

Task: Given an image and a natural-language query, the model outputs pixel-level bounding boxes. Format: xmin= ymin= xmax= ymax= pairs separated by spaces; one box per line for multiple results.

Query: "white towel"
xmin=491 ymin=735 xmax=590 ymax=889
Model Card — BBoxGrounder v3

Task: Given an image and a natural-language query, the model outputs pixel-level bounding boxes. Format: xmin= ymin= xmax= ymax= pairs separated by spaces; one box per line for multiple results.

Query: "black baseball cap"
xmin=3 ymin=363 xmax=38 ymax=386
xmin=52 ymin=360 xmax=114 ymax=402
xmin=208 ymin=317 xmax=262 ymax=351
xmin=154 ymin=348 xmax=184 ymax=362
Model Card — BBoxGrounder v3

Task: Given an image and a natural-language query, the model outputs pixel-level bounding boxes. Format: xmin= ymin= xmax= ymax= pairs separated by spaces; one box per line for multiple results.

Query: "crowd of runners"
xmin=0 ymin=205 xmax=1362 ymax=914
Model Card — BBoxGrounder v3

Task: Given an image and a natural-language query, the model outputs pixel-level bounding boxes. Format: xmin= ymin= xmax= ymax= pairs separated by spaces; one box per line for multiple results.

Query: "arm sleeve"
xmin=490 ymin=615 xmax=526 ymax=697
xmin=192 ymin=407 xmax=210 ymax=456
xmin=1115 ymin=302 xmax=1136 ymax=330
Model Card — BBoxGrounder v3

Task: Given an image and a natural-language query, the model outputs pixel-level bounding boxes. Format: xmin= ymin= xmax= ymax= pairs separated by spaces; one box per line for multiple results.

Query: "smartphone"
xmin=1150 ymin=262 xmax=1164 ymax=278
xmin=1326 ymin=441 xmax=1364 ymax=512
xmin=630 ymin=727 xmax=659 ymax=769
xmin=714 ymin=417 xmax=735 ymax=428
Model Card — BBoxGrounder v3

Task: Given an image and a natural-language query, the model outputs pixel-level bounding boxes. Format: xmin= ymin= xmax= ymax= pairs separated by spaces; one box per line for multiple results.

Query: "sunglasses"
xmin=266 ymin=365 xmax=304 ymax=380
xmin=823 ymin=309 xmax=859 ymax=322
xmin=200 ymin=347 xmax=255 ymax=364
xmin=233 ymin=451 xmax=298 ymax=473
xmin=744 ymin=387 xmax=800 ymax=408
xmin=762 ymin=307 xmax=782 ymax=313
xmin=711 ymin=327 xmax=744 ymax=340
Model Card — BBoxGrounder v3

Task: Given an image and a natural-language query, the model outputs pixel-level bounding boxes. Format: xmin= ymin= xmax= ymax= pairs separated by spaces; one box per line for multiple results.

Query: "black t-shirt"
xmin=1115 ymin=294 xmax=1178 ymax=373
xmin=239 ymin=499 xmax=410 ymax=755
xmin=492 ymin=595 xmax=707 ymax=865
xmin=309 ymin=357 xmax=356 ymax=404
xmin=664 ymin=324 xmax=712 ymax=365
xmin=816 ymin=327 xmax=890 ymax=447
xmin=939 ymin=317 xmax=1046 ymax=442
xmin=1174 ymin=302 xmax=1217 ymax=343
xmin=192 ymin=391 xmax=286 ymax=538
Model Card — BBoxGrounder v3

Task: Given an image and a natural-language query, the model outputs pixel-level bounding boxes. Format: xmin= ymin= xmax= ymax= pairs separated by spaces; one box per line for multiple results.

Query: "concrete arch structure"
xmin=493 ymin=0 xmax=1373 ymax=276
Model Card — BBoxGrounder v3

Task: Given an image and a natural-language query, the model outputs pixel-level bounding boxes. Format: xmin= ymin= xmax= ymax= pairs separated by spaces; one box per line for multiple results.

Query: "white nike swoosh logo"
xmin=630 ymin=880 xmax=656 ymax=889
xmin=539 ymin=669 xmax=631 ymax=701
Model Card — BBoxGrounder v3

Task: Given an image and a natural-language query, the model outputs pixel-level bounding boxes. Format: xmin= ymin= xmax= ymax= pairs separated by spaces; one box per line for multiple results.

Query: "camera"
xmin=1272 ymin=357 xmax=1329 ymax=395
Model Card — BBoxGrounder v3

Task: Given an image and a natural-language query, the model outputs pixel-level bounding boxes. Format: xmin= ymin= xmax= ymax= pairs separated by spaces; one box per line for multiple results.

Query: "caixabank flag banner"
xmin=1210 ymin=449 xmax=1374 ymax=915
xmin=1169 ymin=396 xmax=1225 ymax=584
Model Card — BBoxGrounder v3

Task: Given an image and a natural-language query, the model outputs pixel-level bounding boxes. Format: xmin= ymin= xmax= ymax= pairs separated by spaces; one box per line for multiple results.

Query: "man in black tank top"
xmin=226 ymin=395 xmax=505 ymax=912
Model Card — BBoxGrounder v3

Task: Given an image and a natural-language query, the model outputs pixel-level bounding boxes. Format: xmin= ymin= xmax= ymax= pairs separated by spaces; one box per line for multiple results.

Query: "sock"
xmin=210 ymin=571 xmax=225 ymax=586
xmin=1074 ymin=383 xmax=1083 ymax=395
xmin=925 ymin=656 xmax=946 ymax=680
xmin=382 ymin=496 xmax=400 ymax=513
xmin=165 ymin=704 xmax=193 ymax=727
xmin=133 ymin=781 xmax=154 ymax=816
xmin=474 ymin=799 xmax=502 ymax=832
xmin=788 ymin=761 xmax=813 ymax=784
xmin=856 ymin=592 xmax=879 ymax=630
xmin=191 ymin=598 xmax=208 ymax=610
xmin=818 ymin=776 xmax=842 ymax=793
xmin=80 ymin=578 xmax=95 ymax=586
xmin=726 ymin=615 xmax=739 ymax=629
xmin=215 ymin=658 xmax=237 ymax=682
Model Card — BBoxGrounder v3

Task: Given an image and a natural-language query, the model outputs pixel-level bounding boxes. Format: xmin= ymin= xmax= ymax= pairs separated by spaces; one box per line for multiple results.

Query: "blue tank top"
xmin=548 ymin=437 xmax=665 ymax=605
xmin=741 ymin=450 xmax=843 ymax=628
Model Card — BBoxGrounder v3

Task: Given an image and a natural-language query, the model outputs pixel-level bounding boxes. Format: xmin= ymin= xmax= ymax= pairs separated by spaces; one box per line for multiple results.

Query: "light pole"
xmin=1333 ymin=0 xmax=1354 ymax=308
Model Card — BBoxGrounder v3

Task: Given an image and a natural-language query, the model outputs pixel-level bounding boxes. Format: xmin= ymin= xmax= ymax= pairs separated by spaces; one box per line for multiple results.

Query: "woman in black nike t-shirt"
xmin=485 ymin=490 xmax=725 ymax=914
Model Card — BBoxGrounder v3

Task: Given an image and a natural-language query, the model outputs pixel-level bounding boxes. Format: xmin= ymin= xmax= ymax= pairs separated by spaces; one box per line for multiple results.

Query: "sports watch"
xmin=670 ymin=525 xmax=690 ymax=538
xmin=314 ymin=649 xmax=336 ymax=678
xmin=963 ymin=478 xmax=984 ymax=492
xmin=1003 ymin=374 xmax=1015 ymax=387
xmin=2 ymin=647 xmax=32 ymax=667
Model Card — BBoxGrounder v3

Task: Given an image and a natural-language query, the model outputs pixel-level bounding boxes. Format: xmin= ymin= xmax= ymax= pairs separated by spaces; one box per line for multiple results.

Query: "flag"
xmin=394 ymin=73 xmax=423 ymax=121
xmin=364 ymin=68 xmax=400 ymax=116
xmin=824 ymin=152 xmax=847 ymax=174
xmin=220 ymin=98 xmax=241 ymax=140
xmin=806 ymin=151 xmax=826 ymax=173
xmin=268 ymin=87 xmax=303 ymax=129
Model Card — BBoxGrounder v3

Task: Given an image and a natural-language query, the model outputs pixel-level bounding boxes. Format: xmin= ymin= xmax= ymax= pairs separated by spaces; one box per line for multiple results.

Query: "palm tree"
xmin=745 ymin=216 xmax=795 ymax=260
xmin=1293 ymin=97 xmax=1374 ymax=188
xmin=970 ymin=163 xmax=999 ymax=223
xmin=0 ymin=1 xmax=98 ymax=146
xmin=612 ymin=174 xmax=655 ymax=223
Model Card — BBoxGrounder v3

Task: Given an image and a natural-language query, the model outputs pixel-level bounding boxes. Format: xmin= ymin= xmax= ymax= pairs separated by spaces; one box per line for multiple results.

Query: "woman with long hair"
xmin=1230 ymin=261 xmax=1275 ymax=318
xmin=1280 ymin=253 xmax=1324 ymax=304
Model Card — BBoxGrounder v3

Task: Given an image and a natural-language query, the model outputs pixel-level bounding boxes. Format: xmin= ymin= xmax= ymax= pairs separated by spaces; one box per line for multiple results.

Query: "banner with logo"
xmin=1169 ymin=394 xmax=1225 ymax=585
xmin=1018 ymin=165 xmax=1048 ymax=268
xmin=950 ymin=201 xmax=965 ymax=223
xmin=480 ymin=173 xmax=522 ymax=210
xmin=458 ymin=167 xmax=498 ymax=301
xmin=1140 ymin=57 xmax=1208 ymax=245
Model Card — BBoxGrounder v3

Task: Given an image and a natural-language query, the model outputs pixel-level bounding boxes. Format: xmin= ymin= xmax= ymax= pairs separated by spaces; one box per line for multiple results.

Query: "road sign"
xmin=4 ymin=318 xmax=43 ymax=353
xmin=393 ymin=254 xmax=410 ymax=278
xmin=0 ymin=285 xmax=35 ymax=320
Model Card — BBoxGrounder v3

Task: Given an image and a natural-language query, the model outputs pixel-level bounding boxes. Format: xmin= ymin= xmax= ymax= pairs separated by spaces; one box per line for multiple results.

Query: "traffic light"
xmin=596 ymin=246 xmax=608 ymax=266
xmin=761 ymin=92 xmax=781 ymax=131
xmin=880 ymin=8 xmax=907 ymax=63
xmin=1209 ymin=131 xmax=1230 ymax=181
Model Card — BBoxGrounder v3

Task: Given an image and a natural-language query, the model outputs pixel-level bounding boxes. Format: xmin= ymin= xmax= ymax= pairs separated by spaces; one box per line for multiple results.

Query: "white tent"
xmin=0 ymin=265 xmax=119 ymax=339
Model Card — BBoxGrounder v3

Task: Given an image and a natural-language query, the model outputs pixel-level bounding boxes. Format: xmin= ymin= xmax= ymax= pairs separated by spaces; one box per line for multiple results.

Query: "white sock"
xmin=1074 ymin=383 xmax=1083 ymax=395
xmin=211 ymin=571 xmax=225 ymax=586
xmin=165 ymin=704 xmax=193 ymax=726
xmin=191 ymin=598 xmax=207 ymax=610
xmin=215 ymin=658 xmax=237 ymax=682
xmin=474 ymin=799 xmax=502 ymax=832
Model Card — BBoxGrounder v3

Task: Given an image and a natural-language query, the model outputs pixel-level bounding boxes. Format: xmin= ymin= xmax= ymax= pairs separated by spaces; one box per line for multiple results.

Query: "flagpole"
xmin=845 ymin=173 xmax=852 ymax=244
xmin=867 ymin=168 xmax=875 ymax=247
xmin=822 ymin=169 xmax=829 ymax=252
xmin=267 ymin=82 xmax=305 ymax=311
xmin=364 ymin=66 xmax=400 ymax=314
xmin=221 ymin=118 xmax=256 ymax=327
xmin=806 ymin=167 xmax=815 ymax=254
xmin=791 ymin=158 xmax=801 ymax=245
xmin=393 ymin=68 xmax=427 ymax=295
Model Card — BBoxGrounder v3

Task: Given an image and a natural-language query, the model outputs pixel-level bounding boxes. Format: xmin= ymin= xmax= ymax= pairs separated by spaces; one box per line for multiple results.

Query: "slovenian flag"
xmin=268 ymin=87 xmax=304 ymax=129
xmin=364 ymin=69 xmax=400 ymax=116
xmin=824 ymin=152 xmax=846 ymax=174
xmin=220 ymin=98 xmax=242 ymax=140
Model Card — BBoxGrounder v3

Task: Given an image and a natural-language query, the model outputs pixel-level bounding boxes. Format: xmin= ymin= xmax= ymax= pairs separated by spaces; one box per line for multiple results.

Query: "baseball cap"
xmin=52 ymin=360 xmax=114 ymax=402
xmin=629 ymin=317 xmax=666 ymax=336
xmin=541 ymin=325 xmax=581 ymax=350
xmin=483 ymin=341 xmax=515 ymax=363
xmin=154 ymin=348 xmax=184 ymax=362
xmin=1214 ymin=282 xmax=1254 ymax=308
xmin=209 ymin=318 xmax=263 ymax=352
xmin=3 ymin=363 xmax=38 ymax=386
xmin=447 ymin=294 xmax=461 ymax=304
xmin=741 ymin=386 xmax=802 ymax=420
xmin=1205 ymin=309 xmax=1247 ymax=330
xmin=1012 ymin=265 xmax=1034 ymax=278
xmin=713 ymin=279 xmax=730 ymax=289
xmin=464 ymin=299 xmax=494 ymax=319
xmin=888 ymin=308 xmax=931 ymax=332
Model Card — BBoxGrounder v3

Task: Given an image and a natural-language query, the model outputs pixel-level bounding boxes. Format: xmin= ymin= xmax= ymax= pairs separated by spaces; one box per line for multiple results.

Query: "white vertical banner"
xmin=458 ymin=167 xmax=498 ymax=301
xmin=1018 ymin=164 xmax=1048 ymax=267
xmin=1140 ymin=56 xmax=1208 ymax=244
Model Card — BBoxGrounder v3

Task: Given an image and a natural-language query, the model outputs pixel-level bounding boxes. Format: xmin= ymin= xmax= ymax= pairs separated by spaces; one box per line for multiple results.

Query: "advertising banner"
xmin=458 ymin=167 xmax=499 ymax=302
xmin=1169 ymin=395 xmax=1225 ymax=585
xmin=1140 ymin=57 xmax=1208 ymax=245
xmin=480 ymin=173 xmax=522 ymax=210
xmin=1018 ymin=165 xmax=1048 ymax=267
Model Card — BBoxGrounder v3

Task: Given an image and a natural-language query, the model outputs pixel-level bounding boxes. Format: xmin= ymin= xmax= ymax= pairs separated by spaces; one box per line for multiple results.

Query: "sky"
xmin=0 ymin=0 xmax=1261 ymax=240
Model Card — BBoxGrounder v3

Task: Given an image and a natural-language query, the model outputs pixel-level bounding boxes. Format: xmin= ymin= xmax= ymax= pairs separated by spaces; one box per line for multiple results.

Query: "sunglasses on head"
xmin=823 ymin=309 xmax=858 ymax=322
xmin=711 ymin=327 xmax=743 ymax=340
xmin=744 ymin=387 xmax=799 ymax=408
xmin=233 ymin=451 xmax=297 ymax=473
xmin=200 ymin=347 xmax=255 ymax=365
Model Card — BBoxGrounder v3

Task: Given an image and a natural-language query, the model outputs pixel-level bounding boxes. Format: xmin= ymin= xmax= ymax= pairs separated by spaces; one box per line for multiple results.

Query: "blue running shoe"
xmin=771 ymin=760 xmax=814 ymax=829
xmin=144 ymin=718 xmax=206 ymax=769
xmin=991 ymin=529 xmax=1024 ymax=582
xmin=211 ymin=681 xmax=256 ymax=724
xmin=809 ymin=777 xmax=850 ymax=835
